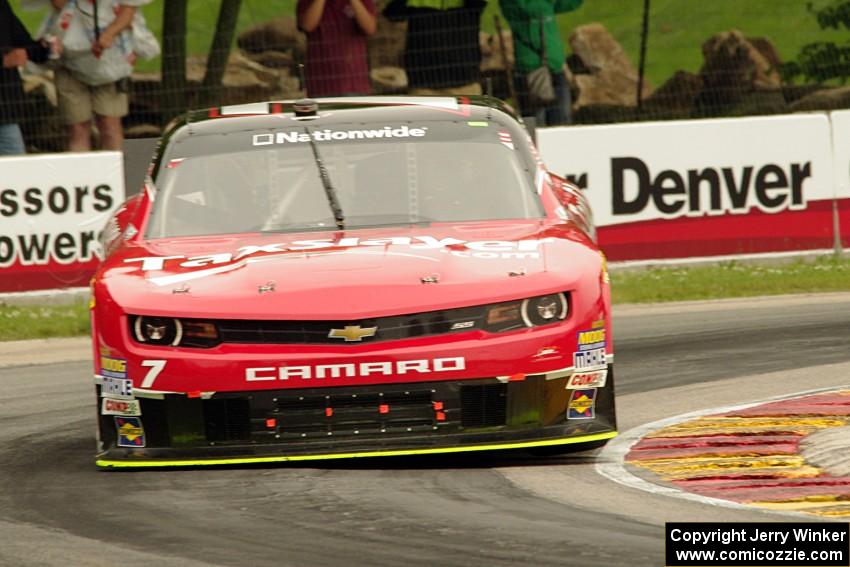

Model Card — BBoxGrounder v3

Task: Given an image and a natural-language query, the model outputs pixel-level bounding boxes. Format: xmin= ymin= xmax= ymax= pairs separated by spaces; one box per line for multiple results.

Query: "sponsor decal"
xmin=100 ymin=355 xmax=127 ymax=379
xmin=115 ymin=416 xmax=145 ymax=448
xmin=101 ymin=376 xmax=133 ymax=399
xmin=567 ymin=369 xmax=608 ymax=389
xmin=101 ymin=397 xmax=142 ymax=416
xmin=124 ymin=238 xmax=556 ymax=286
xmin=246 ymin=356 xmax=466 ymax=381
xmin=327 ymin=325 xmax=378 ymax=342
xmin=253 ymin=125 xmax=428 ymax=146
xmin=610 ymin=157 xmax=811 ymax=217
xmin=573 ymin=348 xmax=607 ymax=371
xmin=567 ymin=388 xmax=597 ymax=420
xmin=577 ymin=328 xmax=606 ymax=351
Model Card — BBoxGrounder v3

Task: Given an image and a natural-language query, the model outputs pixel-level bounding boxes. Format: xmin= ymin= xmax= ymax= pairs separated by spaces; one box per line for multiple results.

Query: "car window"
xmin=147 ymin=121 xmax=543 ymax=238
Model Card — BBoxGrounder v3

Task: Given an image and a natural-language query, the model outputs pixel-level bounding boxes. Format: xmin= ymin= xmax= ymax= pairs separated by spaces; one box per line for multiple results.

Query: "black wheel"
xmin=527 ymin=439 xmax=610 ymax=456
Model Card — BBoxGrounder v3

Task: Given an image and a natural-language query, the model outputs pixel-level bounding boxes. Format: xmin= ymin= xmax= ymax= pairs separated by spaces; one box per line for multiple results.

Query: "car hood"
xmin=102 ymin=221 xmax=600 ymax=319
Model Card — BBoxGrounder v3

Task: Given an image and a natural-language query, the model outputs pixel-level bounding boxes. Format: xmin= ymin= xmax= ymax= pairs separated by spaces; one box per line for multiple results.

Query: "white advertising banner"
xmin=0 ymin=151 xmax=125 ymax=291
xmin=829 ymin=110 xmax=850 ymax=248
xmin=538 ymin=114 xmax=833 ymax=226
xmin=537 ymin=115 xmax=835 ymax=260
xmin=830 ymin=110 xmax=850 ymax=200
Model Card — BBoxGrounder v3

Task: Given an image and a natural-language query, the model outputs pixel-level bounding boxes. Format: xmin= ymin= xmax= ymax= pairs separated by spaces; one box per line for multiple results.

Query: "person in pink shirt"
xmin=297 ymin=0 xmax=377 ymax=97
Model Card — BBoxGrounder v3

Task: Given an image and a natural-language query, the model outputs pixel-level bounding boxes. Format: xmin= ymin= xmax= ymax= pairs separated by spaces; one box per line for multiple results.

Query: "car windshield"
xmin=146 ymin=120 xmax=544 ymax=238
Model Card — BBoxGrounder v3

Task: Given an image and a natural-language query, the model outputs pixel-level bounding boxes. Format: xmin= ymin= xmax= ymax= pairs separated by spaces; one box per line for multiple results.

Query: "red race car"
xmin=92 ymin=96 xmax=615 ymax=468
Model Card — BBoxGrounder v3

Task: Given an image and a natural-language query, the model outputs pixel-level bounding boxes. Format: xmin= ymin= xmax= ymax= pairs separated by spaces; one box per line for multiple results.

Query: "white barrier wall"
xmin=537 ymin=114 xmax=836 ymax=261
xmin=0 ymin=152 xmax=124 ymax=292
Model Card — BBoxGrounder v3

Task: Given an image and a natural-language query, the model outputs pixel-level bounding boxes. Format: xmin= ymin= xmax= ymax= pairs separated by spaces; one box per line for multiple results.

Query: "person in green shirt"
xmin=499 ymin=0 xmax=582 ymax=126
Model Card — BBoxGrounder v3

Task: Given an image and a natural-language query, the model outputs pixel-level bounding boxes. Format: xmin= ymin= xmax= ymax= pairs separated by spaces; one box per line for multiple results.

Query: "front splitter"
xmin=96 ymin=431 xmax=617 ymax=469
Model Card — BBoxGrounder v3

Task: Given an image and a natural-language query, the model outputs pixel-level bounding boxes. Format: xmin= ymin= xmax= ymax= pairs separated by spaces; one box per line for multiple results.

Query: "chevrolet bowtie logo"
xmin=328 ymin=325 xmax=378 ymax=342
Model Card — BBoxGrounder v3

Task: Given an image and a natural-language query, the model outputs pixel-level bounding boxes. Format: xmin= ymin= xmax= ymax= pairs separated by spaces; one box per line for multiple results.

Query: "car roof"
xmin=169 ymin=95 xmax=520 ymax=136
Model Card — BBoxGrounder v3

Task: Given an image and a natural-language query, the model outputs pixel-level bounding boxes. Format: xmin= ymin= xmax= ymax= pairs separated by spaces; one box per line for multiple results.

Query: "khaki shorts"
xmin=55 ymin=68 xmax=129 ymax=125
xmin=408 ymin=82 xmax=483 ymax=96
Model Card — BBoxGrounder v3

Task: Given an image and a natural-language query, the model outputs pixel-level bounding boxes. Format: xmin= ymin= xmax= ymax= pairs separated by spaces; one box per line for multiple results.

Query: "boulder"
xmin=696 ymin=30 xmax=781 ymax=114
xmin=748 ymin=36 xmax=782 ymax=72
xmin=185 ymin=52 xmax=280 ymax=105
xmin=244 ymin=50 xmax=294 ymax=71
xmin=129 ymin=51 xmax=289 ymax=123
xmin=782 ymin=84 xmax=824 ymax=105
xmin=368 ymin=16 xmax=407 ymax=69
xmin=274 ymin=74 xmax=304 ymax=100
xmin=125 ymin=124 xmax=162 ymax=139
xmin=237 ymin=16 xmax=306 ymax=61
xmin=568 ymin=23 xmax=652 ymax=108
xmin=370 ymin=66 xmax=408 ymax=94
xmin=789 ymin=86 xmax=850 ymax=111
xmin=642 ymin=70 xmax=702 ymax=118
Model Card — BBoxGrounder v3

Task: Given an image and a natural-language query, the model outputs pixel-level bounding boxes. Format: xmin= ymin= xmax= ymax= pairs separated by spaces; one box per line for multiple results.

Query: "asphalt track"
xmin=2 ymin=293 xmax=850 ymax=567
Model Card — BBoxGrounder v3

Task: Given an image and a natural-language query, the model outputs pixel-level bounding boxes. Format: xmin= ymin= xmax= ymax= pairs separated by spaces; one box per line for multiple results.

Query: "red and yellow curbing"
xmin=626 ymin=391 xmax=850 ymax=517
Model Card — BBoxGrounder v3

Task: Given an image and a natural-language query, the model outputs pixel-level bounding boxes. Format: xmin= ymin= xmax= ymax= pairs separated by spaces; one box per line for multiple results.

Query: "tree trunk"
xmin=161 ymin=0 xmax=188 ymax=124
xmin=199 ymin=0 xmax=244 ymax=108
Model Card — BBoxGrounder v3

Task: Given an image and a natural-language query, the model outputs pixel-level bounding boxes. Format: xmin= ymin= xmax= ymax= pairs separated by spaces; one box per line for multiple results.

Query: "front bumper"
xmin=96 ymin=367 xmax=617 ymax=468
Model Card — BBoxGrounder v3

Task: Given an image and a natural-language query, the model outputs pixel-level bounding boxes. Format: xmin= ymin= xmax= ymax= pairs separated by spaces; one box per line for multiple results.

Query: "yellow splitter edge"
xmin=97 ymin=431 xmax=618 ymax=469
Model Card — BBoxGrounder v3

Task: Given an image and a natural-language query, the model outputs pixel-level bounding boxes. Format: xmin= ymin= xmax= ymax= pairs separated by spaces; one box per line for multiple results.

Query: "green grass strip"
xmin=0 ymin=302 xmax=90 ymax=341
xmin=613 ymin=255 xmax=850 ymax=304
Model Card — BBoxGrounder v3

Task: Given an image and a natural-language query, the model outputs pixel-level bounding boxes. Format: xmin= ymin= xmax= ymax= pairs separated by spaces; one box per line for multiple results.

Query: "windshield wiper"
xmin=303 ymin=125 xmax=345 ymax=230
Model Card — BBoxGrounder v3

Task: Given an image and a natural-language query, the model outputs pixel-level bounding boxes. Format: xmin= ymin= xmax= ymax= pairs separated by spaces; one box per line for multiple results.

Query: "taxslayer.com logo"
xmin=124 ymin=237 xmax=555 ymax=286
xmin=610 ymin=157 xmax=812 ymax=217
xmin=253 ymin=126 xmax=428 ymax=146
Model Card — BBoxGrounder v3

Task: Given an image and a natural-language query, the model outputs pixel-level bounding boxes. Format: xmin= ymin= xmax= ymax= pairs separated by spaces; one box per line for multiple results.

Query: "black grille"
xmin=204 ymin=398 xmax=251 ymax=442
xmin=214 ymin=306 xmax=484 ymax=345
xmin=275 ymin=389 xmax=437 ymax=438
xmin=460 ymin=383 xmax=507 ymax=428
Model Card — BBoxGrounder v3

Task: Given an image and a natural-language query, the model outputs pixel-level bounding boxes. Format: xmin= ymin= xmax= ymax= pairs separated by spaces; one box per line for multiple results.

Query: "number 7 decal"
xmin=141 ymin=360 xmax=167 ymax=388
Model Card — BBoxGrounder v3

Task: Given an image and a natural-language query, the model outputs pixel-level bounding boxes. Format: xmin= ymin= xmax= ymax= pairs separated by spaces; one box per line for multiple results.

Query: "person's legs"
xmin=95 ymin=115 xmax=123 ymax=151
xmin=0 ymin=123 xmax=26 ymax=155
xmin=68 ymin=121 xmax=92 ymax=151
xmin=55 ymin=68 xmax=94 ymax=151
xmin=543 ymin=70 xmax=572 ymax=126
xmin=91 ymin=80 xmax=128 ymax=151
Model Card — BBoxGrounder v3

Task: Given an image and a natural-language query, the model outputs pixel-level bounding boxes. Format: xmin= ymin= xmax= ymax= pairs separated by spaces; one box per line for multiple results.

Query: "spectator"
xmin=500 ymin=0 xmax=582 ymax=126
xmin=49 ymin=0 xmax=148 ymax=151
xmin=0 ymin=0 xmax=51 ymax=155
xmin=384 ymin=0 xmax=485 ymax=96
xmin=296 ymin=0 xmax=377 ymax=97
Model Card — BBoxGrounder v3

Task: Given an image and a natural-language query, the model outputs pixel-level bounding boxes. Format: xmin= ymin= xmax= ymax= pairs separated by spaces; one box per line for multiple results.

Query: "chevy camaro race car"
xmin=91 ymin=96 xmax=616 ymax=468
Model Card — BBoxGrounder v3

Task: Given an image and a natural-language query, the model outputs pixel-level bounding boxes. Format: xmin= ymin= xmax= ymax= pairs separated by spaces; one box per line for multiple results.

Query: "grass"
xmin=4 ymin=255 xmax=850 ymax=341
xmin=0 ymin=302 xmax=90 ymax=341
xmin=10 ymin=0 xmax=848 ymax=86
xmin=612 ymin=255 xmax=850 ymax=304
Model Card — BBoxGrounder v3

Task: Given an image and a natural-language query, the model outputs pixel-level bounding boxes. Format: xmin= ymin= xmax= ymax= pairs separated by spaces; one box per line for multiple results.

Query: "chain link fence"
xmin=7 ymin=0 xmax=850 ymax=153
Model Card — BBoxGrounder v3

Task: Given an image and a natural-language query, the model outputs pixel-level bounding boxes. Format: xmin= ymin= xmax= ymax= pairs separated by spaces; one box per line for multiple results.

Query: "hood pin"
xmin=508 ymin=268 xmax=527 ymax=277
xmin=258 ymin=281 xmax=276 ymax=294
xmin=420 ymin=274 xmax=440 ymax=284
xmin=172 ymin=284 xmax=190 ymax=294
